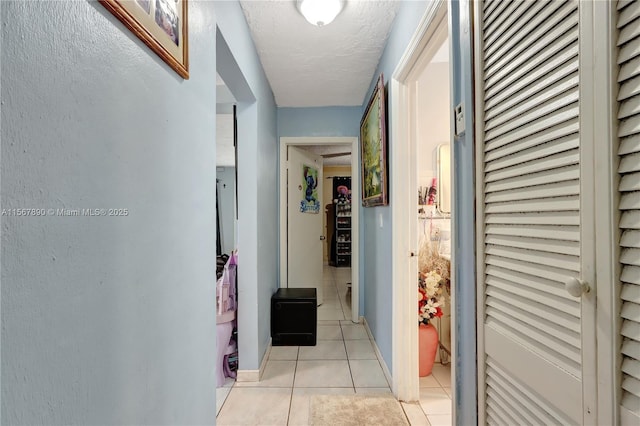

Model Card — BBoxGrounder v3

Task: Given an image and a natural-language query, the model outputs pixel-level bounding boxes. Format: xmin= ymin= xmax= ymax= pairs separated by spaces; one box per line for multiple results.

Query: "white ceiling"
xmin=216 ymin=2 xmax=450 ymax=167
xmin=216 ymin=114 xmax=235 ymax=167
xmin=301 ymin=144 xmax=352 ymax=166
xmin=239 ymin=0 xmax=400 ymax=107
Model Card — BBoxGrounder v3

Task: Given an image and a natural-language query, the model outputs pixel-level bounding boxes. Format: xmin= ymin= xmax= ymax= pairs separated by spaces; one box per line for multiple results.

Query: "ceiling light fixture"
xmin=297 ymin=0 xmax=345 ymax=27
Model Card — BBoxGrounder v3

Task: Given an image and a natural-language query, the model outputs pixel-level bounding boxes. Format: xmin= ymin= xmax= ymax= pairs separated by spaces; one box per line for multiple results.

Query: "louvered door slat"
xmin=486 ymin=255 xmax=578 ymax=290
xmin=486 ymin=264 xmax=577 ymax=299
xmin=484 ymin=2 xmax=577 ymax=84
xmin=619 ymin=75 xmax=640 ymax=100
xmin=484 ymin=0 xmax=566 ymax=69
xmin=485 ymin=134 xmax=578 ymax=172
xmin=486 ymin=316 xmax=581 ymax=377
xmin=482 ymin=0 xmax=522 ymax=43
xmin=485 ymin=167 xmax=579 ymax=193
xmin=486 ymin=211 xmax=580 ymax=226
xmin=486 ymin=150 xmax=579 ymax=182
xmin=483 ymin=0 xmax=500 ymax=15
xmin=622 ymin=248 xmax=640 ymax=266
xmin=486 ymin=74 xmax=579 ymax=131
xmin=484 ymin=196 xmax=579 ymax=214
xmin=620 ymin=18 xmax=640 ymax=46
xmin=486 ymin=385 xmax=537 ymax=425
xmin=619 ymin=55 xmax=640 ymax=82
xmin=485 ymin=180 xmax=580 ymax=203
xmin=486 ymin=277 xmax=580 ymax=319
xmin=619 ymin=0 xmax=640 ymax=26
xmin=487 ymin=360 xmax=575 ymax=425
xmin=485 ymin=105 xmax=579 ymax=153
xmin=486 ymin=234 xmax=579 ymax=256
xmin=486 ymin=245 xmax=580 ymax=271
xmin=486 ymin=224 xmax=579 ymax=241
xmin=484 ymin=0 xmax=550 ymax=61
xmin=619 ymin=94 xmax=640 ymax=119
xmin=483 ymin=0 xmax=512 ymax=31
xmin=622 ymin=339 xmax=640 ymax=360
xmin=622 ymin=265 xmax=640 ymax=284
xmin=619 ymin=133 xmax=640 ymax=154
xmin=621 ymin=211 xmax=640 ymax=228
xmin=618 ymin=1 xmax=640 ymax=421
xmin=478 ymin=0 xmax=584 ymax=423
xmin=486 ymin=61 xmax=578 ymax=122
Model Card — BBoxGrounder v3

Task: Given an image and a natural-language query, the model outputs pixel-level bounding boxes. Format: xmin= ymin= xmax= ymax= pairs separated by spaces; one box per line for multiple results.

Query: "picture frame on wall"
xmin=100 ymin=0 xmax=189 ymax=79
xmin=360 ymin=74 xmax=388 ymax=207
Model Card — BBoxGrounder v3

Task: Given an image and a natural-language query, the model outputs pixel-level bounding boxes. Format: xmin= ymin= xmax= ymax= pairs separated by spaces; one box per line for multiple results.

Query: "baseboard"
xmin=363 ymin=317 xmax=393 ymax=388
xmin=236 ymin=339 xmax=272 ymax=382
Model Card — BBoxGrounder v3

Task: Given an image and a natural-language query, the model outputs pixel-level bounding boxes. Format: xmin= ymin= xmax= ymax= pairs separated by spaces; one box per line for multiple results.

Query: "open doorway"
xmin=279 ymin=137 xmax=360 ymax=323
xmin=215 ymin=72 xmax=240 ymax=408
xmin=390 ymin=2 xmax=454 ymax=414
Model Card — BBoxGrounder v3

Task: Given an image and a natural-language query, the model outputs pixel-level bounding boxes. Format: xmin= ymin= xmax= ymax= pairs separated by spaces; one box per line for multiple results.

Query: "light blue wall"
xmin=449 ymin=1 xmax=477 ymax=424
xmin=217 ymin=167 xmax=236 ymax=255
xmin=1 ymin=1 xmax=217 ymax=424
xmin=278 ymin=107 xmax=362 ymax=137
xmin=215 ymin=1 xmax=278 ymax=371
xmin=277 ymin=106 xmax=363 ymax=312
xmin=360 ymin=0 xmax=429 ymax=374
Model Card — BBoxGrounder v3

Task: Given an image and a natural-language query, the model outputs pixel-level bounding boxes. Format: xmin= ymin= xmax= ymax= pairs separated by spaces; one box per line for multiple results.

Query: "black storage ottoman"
xmin=271 ymin=288 xmax=317 ymax=346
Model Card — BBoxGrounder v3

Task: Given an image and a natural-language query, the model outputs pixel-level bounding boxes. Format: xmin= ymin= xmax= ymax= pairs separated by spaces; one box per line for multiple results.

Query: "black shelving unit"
xmin=335 ymin=202 xmax=351 ymax=267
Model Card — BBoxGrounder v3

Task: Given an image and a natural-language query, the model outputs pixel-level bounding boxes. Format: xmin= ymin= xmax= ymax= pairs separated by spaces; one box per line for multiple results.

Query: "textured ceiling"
xmin=239 ymin=0 xmax=400 ymax=107
xmin=301 ymin=144 xmax=352 ymax=166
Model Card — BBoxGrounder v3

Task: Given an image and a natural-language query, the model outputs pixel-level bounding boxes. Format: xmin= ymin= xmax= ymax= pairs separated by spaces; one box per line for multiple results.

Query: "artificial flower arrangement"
xmin=418 ymin=241 xmax=450 ymax=325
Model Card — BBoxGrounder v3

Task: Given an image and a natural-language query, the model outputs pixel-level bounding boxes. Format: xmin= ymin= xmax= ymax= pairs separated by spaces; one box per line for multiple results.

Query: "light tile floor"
xmin=216 ymin=266 xmax=452 ymax=425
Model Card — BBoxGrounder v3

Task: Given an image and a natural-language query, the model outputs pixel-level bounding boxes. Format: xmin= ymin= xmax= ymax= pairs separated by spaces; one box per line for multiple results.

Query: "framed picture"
xmin=360 ymin=74 xmax=388 ymax=207
xmin=100 ymin=0 xmax=189 ymax=79
xmin=300 ymin=164 xmax=320 ymax=214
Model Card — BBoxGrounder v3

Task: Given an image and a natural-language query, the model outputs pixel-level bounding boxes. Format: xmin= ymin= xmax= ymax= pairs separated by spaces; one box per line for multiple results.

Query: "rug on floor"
xmin=309 ymin=394 xmax=409 ymax=426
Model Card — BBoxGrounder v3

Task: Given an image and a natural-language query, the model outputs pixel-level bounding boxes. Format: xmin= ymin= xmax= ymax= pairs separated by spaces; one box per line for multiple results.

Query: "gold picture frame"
xmin=101 ymin=0 xmax=189 ymax=79
xmin=360 ymin=74 xmax=388 ymax=207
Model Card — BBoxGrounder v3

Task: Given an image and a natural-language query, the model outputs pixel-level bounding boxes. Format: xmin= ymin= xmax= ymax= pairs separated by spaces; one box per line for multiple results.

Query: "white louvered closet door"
xmin=476 ymin=1 xmax=596 ymax=424
xmin=617 ymin=1 xmax=640 ymax=424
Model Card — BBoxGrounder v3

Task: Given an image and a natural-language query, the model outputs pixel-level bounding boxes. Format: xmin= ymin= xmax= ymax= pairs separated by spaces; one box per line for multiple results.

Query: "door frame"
xmin=389 ymin=0 xmax=449 ymax=402
xmin=472 ymin=0 xmax=618 ymax=424
xmin=279 ymin=136 xmax=360 ymax=322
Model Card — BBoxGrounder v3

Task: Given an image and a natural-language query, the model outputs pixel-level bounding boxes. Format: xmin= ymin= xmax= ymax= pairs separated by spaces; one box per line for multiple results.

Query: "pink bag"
xmin=216 ymin=253 xmax=237 ymax=315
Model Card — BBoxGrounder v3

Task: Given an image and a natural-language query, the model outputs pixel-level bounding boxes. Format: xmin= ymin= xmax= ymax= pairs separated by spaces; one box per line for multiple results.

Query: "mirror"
xmin=437 ymin=143 xmax=451 ymax=214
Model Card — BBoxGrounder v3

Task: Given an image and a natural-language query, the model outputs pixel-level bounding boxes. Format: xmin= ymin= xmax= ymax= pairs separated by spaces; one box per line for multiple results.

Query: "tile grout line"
xmin=285 ymin=347 xmax=299 ymax=426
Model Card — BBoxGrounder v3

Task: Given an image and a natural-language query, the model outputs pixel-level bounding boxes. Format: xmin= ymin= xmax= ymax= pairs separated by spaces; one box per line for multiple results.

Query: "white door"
xmin=475 ymin=1 xmax=596 ymax=424
xmin=617 ymin=1 xmax=640 ymax=424
xmin=287 ymin=146 xmax=324 ymax=305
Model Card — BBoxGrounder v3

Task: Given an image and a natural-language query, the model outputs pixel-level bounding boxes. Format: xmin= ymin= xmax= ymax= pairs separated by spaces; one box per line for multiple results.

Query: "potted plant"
xmin=418 ymin=243 xmax=450 ymax=376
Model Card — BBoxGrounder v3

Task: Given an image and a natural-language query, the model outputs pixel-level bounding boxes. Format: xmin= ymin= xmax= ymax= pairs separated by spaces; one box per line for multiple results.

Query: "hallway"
xmin=216 ymin=266 xmax=452 ymax=425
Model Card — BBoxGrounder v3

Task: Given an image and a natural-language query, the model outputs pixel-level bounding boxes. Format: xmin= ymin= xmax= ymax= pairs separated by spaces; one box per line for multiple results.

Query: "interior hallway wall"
xmin=1 ymin=1 xmax=218 ymax=424
xmin=277 ymin=106 xmax=363 ymax=312
xmin=217 ymin=167 xmax=237 ymax=255
xmin=360 ymin=0 xmax=429 ymax=374
xmin=215 ymin=0 xmax=278 ymax=372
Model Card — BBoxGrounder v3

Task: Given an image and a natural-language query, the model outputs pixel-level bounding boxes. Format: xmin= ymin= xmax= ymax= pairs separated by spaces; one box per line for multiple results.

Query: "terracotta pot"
xmin=419 ymin=323 xmax=439 ymax=377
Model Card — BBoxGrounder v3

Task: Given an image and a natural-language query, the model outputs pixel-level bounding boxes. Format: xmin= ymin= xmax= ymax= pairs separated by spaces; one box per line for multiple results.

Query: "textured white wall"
xmin=217 ymin=167 xmax=237 ymax=255
xmin=1 ymin=1 xmax=218 ymax=424
xmin=416 ymin=62 xmax=451 ymax=189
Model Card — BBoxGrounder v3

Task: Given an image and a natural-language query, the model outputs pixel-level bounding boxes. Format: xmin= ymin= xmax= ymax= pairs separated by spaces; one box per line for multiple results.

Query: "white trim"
xmin=472 ymin=1 xmax=487 ymax=424
xmin=390 ymin=0 xmax=447 ymax=403
xmin=579 ymin=1 xmax=603 ymax=423
xmin=236 ymin=339 xmax=271 ymax=382
xmin=591 ymin=1 xmax=619 ymax=424
xmin=364 ymin=317 xmax=393 ymax=389
xmin=279 ymin=137 xmax=360 ymax=322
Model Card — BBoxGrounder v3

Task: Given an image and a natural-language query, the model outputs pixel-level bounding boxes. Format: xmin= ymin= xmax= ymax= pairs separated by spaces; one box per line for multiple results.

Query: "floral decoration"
xmin=418 ymin=241 xmax=450 ymax=325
